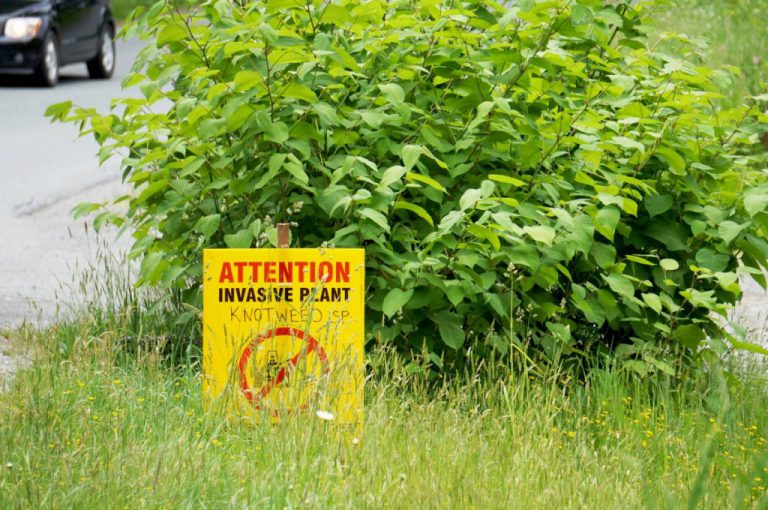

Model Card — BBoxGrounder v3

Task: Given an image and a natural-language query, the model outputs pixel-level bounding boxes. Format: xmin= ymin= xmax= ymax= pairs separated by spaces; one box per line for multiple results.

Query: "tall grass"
xmin=1 ymin=312 xmax=767 ymax=508
xmin=656 ymin=0 xmax=768 ymax=106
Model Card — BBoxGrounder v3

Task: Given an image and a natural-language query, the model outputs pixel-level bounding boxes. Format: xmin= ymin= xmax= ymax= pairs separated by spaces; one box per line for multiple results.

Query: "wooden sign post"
xmin=202 ymin=225 xmax=365 ymax=426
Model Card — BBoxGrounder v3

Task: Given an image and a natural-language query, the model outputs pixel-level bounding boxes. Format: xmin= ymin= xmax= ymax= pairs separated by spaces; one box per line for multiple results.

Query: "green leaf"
xmin=646 ymin=222 xmax=688 ymax=251
xmin=195 ymin=214 xmax=221 ymax=239
xmin=459 ymin=189 xmax=482 ymax=210
xmin=406 ymin=172 xmax=446 ymax=192
xmin=744 ymin=186 xmax=768 ymax=217
xmin=265 ymin=122 xmax=289 ymax=144
xmin=359 ymin=208 xmax=390 ymax=233
xmin=269 ymin=153 xmax=287 ymax=174
xmin=283 ymin=155 xmax=309 ymax=185
xmin=258 ymin=23 xmax=278 ymax=44
xmin=434 ymin=311 xmax=465 ymax=350
xmin=673 ymin=324 xmax=706 ymax=349
xmin=467 ymin=224 xmax=501 ymax=251
xmin=224 ymin=229 xmax=252 ymax=248
xmin=402 ymin=145 xmax=422 ymax=170
xmin=595 ymin=207 xmax=620 ymax=241
xmin=523 ymin=225 xmax=556 ymax=245
xmin=360 ymin=110 xmax=386 ymax=129
xmin=394 ymin=201 xmax=434 ymax=226
xmin=696 ymin=248 xmax=730 ymax=272
xmin=656 ymin=147 xmax=686 ymax=175
xmin=157 ymin=22 xmax=187 ymax=46
xmin=604 ymin=273 xmax=635 ymax=300
xmin=383 ymin=288 xmax=414 ymax=318
xmin=44 ymin=100 xmax=72 ymax=120
xmin=730 ymin=339 xmax=768 ymax=356
xmin=234 ymin=70 xmax=262 ymax=91
xmin=641 ymin=293 xmax=662 ymax=313
xmin=379 ymin=166 xmax=407 ymax=188
xmin=645 ymin=195 xmax=673 ymax=218
xmin=717 ymin=220 xmax=748 ymax=244
xmin=283 ymin=82 xmax=318 ymax=103
xmin=198 ymin=118 xmax=226 ymax=139
xmin=489 ymin=174 xmax=525 ymax=187
xmin=379 ymin=83 xmax=405 ymax=107
xmin=659 ymin=258 xmax=679 ymax=271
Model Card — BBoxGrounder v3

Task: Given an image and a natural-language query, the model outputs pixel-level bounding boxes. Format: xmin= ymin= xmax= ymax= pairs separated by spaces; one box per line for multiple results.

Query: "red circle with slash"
xmin=238 ymin=327 xmax=329 ymax=409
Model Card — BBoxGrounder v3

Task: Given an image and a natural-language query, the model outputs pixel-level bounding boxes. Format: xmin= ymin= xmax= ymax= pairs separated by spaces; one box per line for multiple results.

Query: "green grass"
xmin=1 ymin=317 xmax=767 ymax=509
xmin=112 ymin=0 xmax=156 ymax=21
xmin=656 ymin=0 xmax=768 ymax=106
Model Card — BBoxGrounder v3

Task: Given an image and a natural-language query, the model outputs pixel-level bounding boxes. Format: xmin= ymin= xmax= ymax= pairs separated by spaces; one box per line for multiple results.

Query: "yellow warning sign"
xmin=202 ymin=248 xmax=365 ymax=425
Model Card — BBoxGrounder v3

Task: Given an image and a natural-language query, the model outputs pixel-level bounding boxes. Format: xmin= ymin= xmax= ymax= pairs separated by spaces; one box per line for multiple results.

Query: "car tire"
xmin=33 ymin=32 xmax=59 ymax=87
xmin=86 ymin=23 xmax=115 ymax=79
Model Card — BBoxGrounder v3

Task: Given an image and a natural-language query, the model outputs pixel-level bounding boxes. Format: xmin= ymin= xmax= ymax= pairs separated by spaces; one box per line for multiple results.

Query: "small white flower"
xmin=352 ymin=437 xmax=360 ymax=446
xmin=6 ymin=463 xmax=13 ymax=469
xmin=316 ymin=410 xmax=335 ymax=421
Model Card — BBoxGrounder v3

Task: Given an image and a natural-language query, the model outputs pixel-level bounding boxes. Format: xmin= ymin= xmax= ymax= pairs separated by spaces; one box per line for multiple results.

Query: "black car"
xmin=0 ymin=0 xmax=115 ymax=86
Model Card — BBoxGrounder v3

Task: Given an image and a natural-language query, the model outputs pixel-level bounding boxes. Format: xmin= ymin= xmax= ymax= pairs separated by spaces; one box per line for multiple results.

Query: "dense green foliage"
xmin=49 ymin=0 xmax=768 ymax=370
xmin=111 ymin=0 xmax=156 ymax=21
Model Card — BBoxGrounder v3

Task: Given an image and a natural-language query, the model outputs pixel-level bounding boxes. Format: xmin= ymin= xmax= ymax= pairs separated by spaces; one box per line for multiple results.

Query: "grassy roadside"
xmin=1 ymin=317 xmax=767 ymax=508
xmin=656 ymin=0 xmax=768 ymax=107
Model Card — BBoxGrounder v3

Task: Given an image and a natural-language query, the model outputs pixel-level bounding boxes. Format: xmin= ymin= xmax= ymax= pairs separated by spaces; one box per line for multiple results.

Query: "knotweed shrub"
xmin=50 ymin=0 xmax=768 ymax=372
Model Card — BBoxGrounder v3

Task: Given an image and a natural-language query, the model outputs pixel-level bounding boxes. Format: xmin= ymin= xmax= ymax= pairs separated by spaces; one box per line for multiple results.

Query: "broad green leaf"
xmin=718 ymin=220 xmax=748 ymax=244
xmin=383 ymin=288 xmax=413 ymax=318
xmin=744 ymin=186 xmax=768 ymax=217
xmin=595 ymin=206 xmax=620 ymax=241
xmin=379 ymin=83 xmax=405 ymax=107
xmin=234 ymin=70 xmax=262 ymax=91
xmin=269 ymin=153 xmax=287 ymax=174
xmin=659 ymin=258 xmax=679 ymax=271
xmin=434 ymin=311 xmax=465 ymax=350
xmin=394 ymin=201 xmax=434 ymax=226
xmin=265 ymin=122 xmax=289 ymax=144
xmin=402 ymin=145 xmax=422 ymax=170
xmin=380 ymin=166 xmax=408 ymax=188
xmin=645 ymin=194 xmax=673 ymax=218
xmin=656 ymin=147 xmax=686 ymax=175
xmin=604 ymin=273 xmax=635 ymax=299
xmin=195 ymin=214 xmax=221 ymax=239
xmin=459 ymin=189 xmax=482 ymax=210
xmin=359 ymin=208 xmax=390 ymax=233
xmin=673 ymin=324 xmax=706 ymax=349
xmin=641 ymin=293 xmax=662 ymax=313
xmin=283 ymin=155 xmax=309 ymax=185
xmin=224 ymin=229 xmax=252 ymax=248
xmin=283 ymin=82 xmax=318 ymax=103
xmin=523 ymin=225 xmax=556 ymax=245
xmin=646 ymin=222 xmax=688 ymax=251
xmin=44 ymin=100 xmax=72 ymax=120
xmin=467 ymin=224 xmax=501 ymax=250
xmin=406 ymin=172 xmax=446 ymax=192
xmin=696 ymin=248 xmax=730 ymax=272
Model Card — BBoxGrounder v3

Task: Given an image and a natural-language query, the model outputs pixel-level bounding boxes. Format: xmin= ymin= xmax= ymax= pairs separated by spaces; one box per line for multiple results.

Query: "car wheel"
xmin=87 ymin=23 xmax=115 ymax=79
xmin=33 ymin=33 xmax=59 ymax=87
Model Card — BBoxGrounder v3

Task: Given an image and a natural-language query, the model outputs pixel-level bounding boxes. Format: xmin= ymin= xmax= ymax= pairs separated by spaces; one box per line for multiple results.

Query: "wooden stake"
xmin=277 ymin=223 xmax=290 ymax=248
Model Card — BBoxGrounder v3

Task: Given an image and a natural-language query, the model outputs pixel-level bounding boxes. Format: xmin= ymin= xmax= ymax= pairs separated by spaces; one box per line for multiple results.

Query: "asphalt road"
xmin=0 ymin=38 xmax=142 ymax=327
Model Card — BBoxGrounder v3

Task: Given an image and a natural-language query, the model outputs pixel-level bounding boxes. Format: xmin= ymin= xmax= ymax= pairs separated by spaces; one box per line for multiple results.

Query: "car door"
xmin=54 ymin=0 xmax=99 ymax=63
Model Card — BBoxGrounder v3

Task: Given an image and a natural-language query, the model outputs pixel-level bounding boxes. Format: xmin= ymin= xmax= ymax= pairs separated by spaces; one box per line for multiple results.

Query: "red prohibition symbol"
xmin=238 ymin=327 xmax=329 ymax=409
